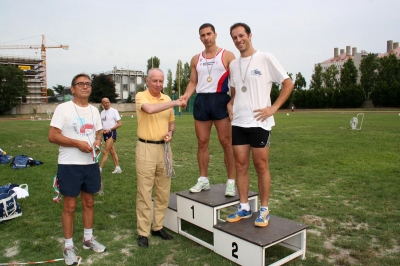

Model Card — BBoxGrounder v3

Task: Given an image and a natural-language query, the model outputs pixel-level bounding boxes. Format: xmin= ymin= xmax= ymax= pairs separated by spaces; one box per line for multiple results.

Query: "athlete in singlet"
xmin=180 ymin=23 xmax=236 ymax=196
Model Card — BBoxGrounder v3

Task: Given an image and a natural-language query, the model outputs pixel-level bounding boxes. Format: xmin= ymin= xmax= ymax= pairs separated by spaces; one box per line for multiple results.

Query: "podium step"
xmin=214 ymin=213 xmax=308 ymax=266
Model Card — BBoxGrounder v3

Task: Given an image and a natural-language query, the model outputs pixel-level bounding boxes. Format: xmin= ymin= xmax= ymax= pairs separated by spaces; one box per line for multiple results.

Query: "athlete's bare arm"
xmin=223 ymin=50 xmax=236 ymax=69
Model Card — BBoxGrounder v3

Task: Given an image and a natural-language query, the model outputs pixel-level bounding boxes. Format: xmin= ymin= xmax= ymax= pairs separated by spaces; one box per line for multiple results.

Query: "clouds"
xmin=1 ymin=0 xmax=398 ymax=89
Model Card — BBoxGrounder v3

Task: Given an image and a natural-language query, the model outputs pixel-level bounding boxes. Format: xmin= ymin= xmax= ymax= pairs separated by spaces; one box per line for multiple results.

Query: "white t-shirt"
xmin=229 ymin=51 xmax=289 ymax=130
xmin=50 ymin=101 xmax=102 ymax=165
xmin=101 ymin=107 xmax=121 ymax=130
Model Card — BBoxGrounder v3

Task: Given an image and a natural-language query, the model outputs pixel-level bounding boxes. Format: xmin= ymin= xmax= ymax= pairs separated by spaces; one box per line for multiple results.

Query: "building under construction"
xmin=0 ymin=35 xmax=69 ymax=104
xmin=0 ymin=55 xmax=45 ymax=104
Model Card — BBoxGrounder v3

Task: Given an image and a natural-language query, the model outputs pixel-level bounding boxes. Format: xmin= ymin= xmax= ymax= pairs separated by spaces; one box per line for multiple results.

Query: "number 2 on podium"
xmin=232 ymin=242 xmax=238 ymax=258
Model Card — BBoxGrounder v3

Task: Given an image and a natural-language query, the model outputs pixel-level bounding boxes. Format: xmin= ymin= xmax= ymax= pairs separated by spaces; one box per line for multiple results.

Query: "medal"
xmin=205 ymin=47 xmax=218 ymax=83
xmin=239 ymin=50 xmax=256 ymax=93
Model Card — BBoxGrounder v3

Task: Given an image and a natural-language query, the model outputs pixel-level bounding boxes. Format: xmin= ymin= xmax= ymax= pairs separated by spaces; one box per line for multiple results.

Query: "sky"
xmin=1 ymin=0 xmax=399 ymax=90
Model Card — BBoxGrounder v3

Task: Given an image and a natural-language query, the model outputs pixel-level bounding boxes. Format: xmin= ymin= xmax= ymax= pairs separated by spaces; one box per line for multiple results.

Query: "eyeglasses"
xmin=74 ymin=82 xmax=92 ymax=88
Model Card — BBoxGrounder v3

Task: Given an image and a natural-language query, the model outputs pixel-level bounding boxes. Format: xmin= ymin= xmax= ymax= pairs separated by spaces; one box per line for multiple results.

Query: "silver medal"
xmin=241 ymin=86 xmax=247 ymax=92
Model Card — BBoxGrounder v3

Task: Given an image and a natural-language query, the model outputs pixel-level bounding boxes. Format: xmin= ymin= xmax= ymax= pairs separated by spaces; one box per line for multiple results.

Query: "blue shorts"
xmin=232 ymin=126 xmax=271 ymax=148
xmin=57 ymin=164 xmax=101 ymax=197
xmin=193 ymin=93 xmax=230 ymax=121
xmin=103 ymin=130 xmax=117 ymax=142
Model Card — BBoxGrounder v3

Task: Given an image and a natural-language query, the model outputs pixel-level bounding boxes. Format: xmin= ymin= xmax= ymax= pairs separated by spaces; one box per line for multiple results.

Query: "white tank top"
xmin=196 ymin=48 xmax=230 ymax=93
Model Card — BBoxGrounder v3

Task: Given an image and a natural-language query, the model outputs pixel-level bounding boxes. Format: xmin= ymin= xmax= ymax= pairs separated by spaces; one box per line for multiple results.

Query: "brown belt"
xmin=138 ymin=138 xmax=165 ymax=144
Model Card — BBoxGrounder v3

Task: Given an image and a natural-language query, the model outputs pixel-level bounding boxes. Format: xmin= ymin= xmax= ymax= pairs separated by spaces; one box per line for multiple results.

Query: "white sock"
xmin=116 ymin=166 xmax=121 ymax=170
xmin=239 ymin=202 xmax=250 ymax=211
xmin=199 ymin=176 xmax=209 ymax=183
xmin=227 ymin=179 xmax=235 ymax=184
xmin=64 ymin=238 xmax=74 ymax=249
xmin=261 ymin=206 xmax=269 ymax=211
xmin=84 ymin=228 xmax=93 ymax=241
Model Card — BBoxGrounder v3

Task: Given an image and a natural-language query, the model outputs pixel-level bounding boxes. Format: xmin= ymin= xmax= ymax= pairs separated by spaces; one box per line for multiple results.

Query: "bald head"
xmin=101 ymin=97 xmax=111 ymax=110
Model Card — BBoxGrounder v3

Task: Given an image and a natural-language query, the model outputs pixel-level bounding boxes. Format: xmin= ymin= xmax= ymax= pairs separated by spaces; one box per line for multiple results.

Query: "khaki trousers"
xmin=135 ymin=141 xmax=171 ymax=237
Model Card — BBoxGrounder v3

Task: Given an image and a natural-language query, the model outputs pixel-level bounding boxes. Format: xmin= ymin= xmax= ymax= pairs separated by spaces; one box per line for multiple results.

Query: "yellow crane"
xmin=0 ymin=35 xmax=69 ymax=102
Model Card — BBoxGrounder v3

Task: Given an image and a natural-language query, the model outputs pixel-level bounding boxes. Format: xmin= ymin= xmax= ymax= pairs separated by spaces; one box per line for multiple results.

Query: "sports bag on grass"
xmin=10 ymin=155 xmax=43 ymax=170
xmin=0 ymin=186 xmax=22 ymax=222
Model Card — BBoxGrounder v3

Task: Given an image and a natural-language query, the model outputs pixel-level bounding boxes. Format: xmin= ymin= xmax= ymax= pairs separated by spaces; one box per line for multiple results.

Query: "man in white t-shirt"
xmin=226 ymin=23 xmax=294 ymax=227
xmin=49 ymin=73 xmax=106 ymax=265
xmin=99 ymin=98 xmax=122 ymax=174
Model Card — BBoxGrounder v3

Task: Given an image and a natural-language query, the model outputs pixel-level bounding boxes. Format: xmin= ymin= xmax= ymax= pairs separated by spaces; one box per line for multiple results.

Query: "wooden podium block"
xmin=176 ymin=184 xmax=258 ymax=250
xmin=162 ymin=193 xmax=178 ymax=233
xmin=213 ymin=214 xmax=308 ymax=266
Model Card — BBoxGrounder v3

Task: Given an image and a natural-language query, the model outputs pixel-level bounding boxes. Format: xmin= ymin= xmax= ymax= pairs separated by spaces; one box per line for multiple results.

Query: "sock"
xmin=199 ymin=176 xmax=209 ymax=183
xmin=227 ymin=179 xmax=235 ymax=184
xmin=239 ymin=202 xmax=250 ymax=211
xmin=116 ymin=166 xmax=121 ymax=170
xmin=260 ymin=206 xmax=269 ymax=211
xmin=64 ymin=238 xmax=74 ymax=249
xmin=84 ymin=228 xmax=93 ymax=241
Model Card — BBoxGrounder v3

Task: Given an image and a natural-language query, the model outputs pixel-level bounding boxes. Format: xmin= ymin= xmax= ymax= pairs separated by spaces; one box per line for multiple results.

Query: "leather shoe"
xmin=138 ymin=235 xmax=148 ymax=248
xmin=151 ymin=228 xmax=173 ymax=240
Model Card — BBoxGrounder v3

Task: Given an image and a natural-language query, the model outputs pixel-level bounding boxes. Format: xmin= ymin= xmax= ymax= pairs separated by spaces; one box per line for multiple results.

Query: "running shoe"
xmin=112 ymin=168 xmax=122 ymax=174
xmin=226 ymin=205 xmax=252 ymax=222
xmin=225 ymin=180 xmax=236 ymax=197
xmin=254 ymin=207 xmax=270 ymax=227
xmin=82 ymin=237 xmax=106 ymax=253
xmin=63 ymin=246 xmax=78 ymax=265
xmin=189 ymin=179 xmax=210 ymax=193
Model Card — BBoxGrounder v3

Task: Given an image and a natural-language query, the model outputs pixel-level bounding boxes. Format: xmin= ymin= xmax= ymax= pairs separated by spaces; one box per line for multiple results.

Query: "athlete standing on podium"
xmin=226 ymin=23 xmax=294 ymax=227
xmin=180 ymin=23 xmax=236 ymax=196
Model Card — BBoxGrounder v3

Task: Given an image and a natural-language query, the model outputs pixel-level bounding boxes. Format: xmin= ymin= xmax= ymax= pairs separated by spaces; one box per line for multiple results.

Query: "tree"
xmin=309 ymin=64 xmax=323 ymax=90
xmin=0 ymin=65 xmax=28 ymax=114
xmin=89 ymin=73 xmax=118 ymax=103
xmin=47 ymin=88 xmax=55 ymax=96
xmin=322 ymin=65 xmax=339 ymax=91
xmin=52 ymin=84 xmax=65 ymax=95
xmin=173 ymin=60 xmax=184 ymax=96
xmin=270 ymin=82 xmax=280 ymax=104
xmin=360 ymin=53 xmax=378 ymax=100
xmin=147 ymin=56 xmax=161 ymax=72
xmin=164 ymin=69 xmax=173 ymax=95
xmin=180 ymin=62 xmax=191 ymax=96
xmin=340 ymin=59 xmax=358 ymax=89
xmin=294 ymin=72 xmax=306 ymax=90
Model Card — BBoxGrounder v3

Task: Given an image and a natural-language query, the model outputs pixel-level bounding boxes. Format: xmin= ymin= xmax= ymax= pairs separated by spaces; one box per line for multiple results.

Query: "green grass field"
xmin=0 ymin=110 xmax=399 ymax=266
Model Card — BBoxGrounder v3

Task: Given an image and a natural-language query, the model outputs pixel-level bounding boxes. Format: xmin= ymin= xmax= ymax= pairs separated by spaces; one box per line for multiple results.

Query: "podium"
xmin=162 ymin=184 xmax=308 ymax=266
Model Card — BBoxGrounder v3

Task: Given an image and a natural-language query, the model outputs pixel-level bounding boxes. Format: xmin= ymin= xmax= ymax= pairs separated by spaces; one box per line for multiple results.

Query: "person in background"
xmin=49 ymin=73 xmax=106 ymax=265
xmin=99 ymin=97 xmax=122 ymax=174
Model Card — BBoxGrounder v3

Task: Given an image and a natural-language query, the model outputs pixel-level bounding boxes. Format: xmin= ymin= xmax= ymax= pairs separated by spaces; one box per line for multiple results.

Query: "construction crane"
xmin=0 ymin=35 xmax=69 ymax=103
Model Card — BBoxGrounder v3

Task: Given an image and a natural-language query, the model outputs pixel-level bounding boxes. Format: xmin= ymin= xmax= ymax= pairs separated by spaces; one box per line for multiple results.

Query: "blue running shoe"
xmin=254 ymin=207 xmax=270 ymax=227
xmin=226 ymin=205 xmax=252 ymax=222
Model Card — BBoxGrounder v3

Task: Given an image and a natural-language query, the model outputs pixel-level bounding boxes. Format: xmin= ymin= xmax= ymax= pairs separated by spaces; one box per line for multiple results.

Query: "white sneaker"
xmin=63 ymin=246 xmax=78 ymax=265
xmin=189 ymin=179 xmax=210 ymax=193
xmin=225 ymin=180 xmax=236 ymax=196
xmin=112 ymin=168 xmax=122 ymax=174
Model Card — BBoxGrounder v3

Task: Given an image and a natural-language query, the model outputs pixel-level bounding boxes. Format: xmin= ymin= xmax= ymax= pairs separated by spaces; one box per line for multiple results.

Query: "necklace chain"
xmin=73 ymin=102 xmax=94 ymax=147
xmin=239 ymin=50 xmax=256 ymax=87
xmin=205 ymin=47 xmax=219 ymax=79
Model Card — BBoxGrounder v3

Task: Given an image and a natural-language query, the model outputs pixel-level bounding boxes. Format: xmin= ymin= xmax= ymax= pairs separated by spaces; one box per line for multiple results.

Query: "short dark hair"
xmin=199 ymin=23 xmax=215 ymax=34
xmin=71 ymin=73 xmax=91 ymax=87
xmin=230 ymin=22 xmax=251 ymax=37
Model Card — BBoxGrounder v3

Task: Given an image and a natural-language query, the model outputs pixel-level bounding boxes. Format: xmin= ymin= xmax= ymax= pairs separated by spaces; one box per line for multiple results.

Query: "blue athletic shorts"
xmin=232 ymin=126 xmax=271 ymax=148
xmin=57 ymin=164 xmax=101 ymax=197
xmin=193 ymin=93 xmax=230 ymax=121
xmin=103 ymin=130 xmax=117 ymax=142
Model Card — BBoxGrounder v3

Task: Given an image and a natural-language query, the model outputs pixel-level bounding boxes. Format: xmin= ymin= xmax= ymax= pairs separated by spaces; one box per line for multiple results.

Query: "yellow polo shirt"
xmin=136 ymin=90 xmax=175 ymax=141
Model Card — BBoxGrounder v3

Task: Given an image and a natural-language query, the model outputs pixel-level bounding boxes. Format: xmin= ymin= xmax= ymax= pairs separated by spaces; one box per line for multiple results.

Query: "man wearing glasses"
xmin=49 ymin=73 xmax=106 ymax=265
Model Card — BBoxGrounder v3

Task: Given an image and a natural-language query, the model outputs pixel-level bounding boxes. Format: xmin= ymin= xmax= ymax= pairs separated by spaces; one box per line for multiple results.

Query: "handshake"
xmin=173 ymin=95 xmax=189 ymax=108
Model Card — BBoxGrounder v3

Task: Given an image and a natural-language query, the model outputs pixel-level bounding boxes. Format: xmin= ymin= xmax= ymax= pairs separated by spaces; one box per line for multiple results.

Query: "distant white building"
xmin=317 ymin=40 xmax=399 ymax=84
xmin=103 ymin=66 xmax=145 ymax=102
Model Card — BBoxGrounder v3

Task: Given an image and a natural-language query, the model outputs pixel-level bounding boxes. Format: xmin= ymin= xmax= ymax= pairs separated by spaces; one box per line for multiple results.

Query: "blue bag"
xmin=0 ymin=185 xmax=22 ymax=222
xmin=10 ymin=155 xmax=43 ymax=170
